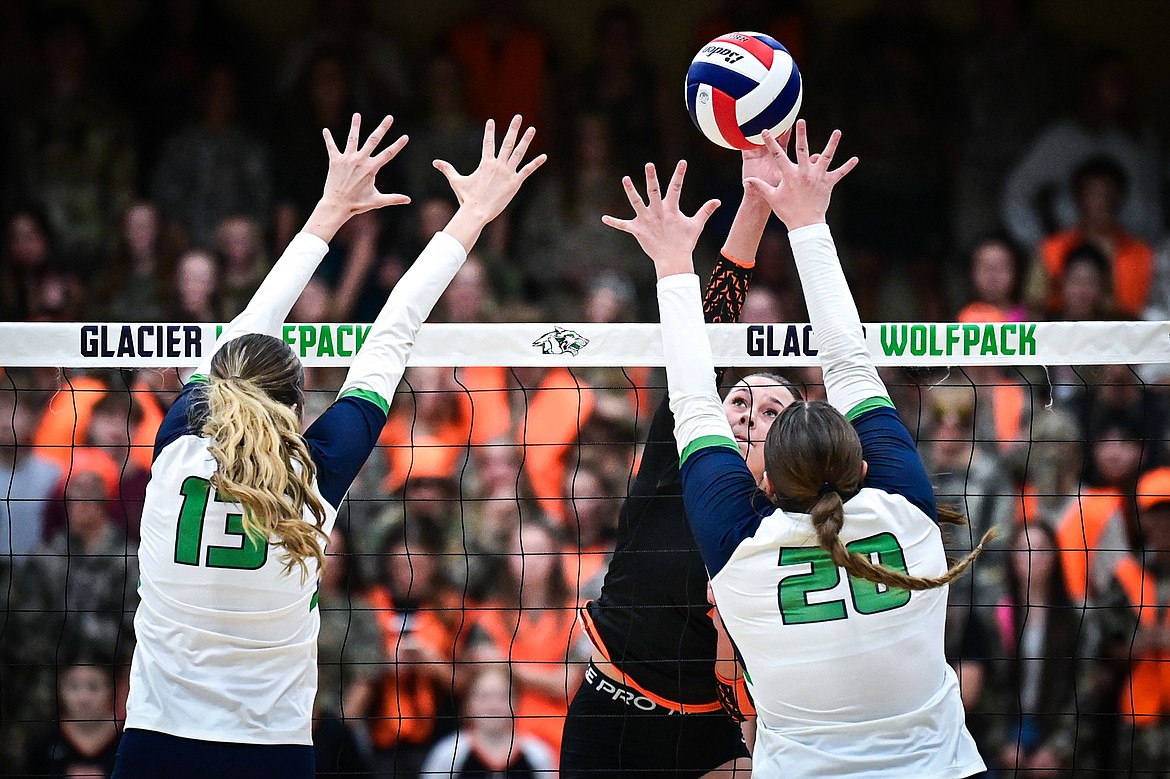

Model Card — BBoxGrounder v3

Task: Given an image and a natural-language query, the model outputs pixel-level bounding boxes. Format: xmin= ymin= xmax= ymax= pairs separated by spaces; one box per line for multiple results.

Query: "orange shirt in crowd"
xmin=1054 ymin=486 xmax=1125 ymax=603
xmin=1112 ymin=555 xmax=1170 ymax=727
xmin=367 ymin=586 xmax=465 ymax=751
xmin=472 ymin=602 xmax=580 ymax=756
xmin=448 ymin=17 xmax=550 ymax=129
xmin=34 ymin=376 xmax=164 ymax=474
xmin=1040 ymin=227 xmax=1154 ymax=316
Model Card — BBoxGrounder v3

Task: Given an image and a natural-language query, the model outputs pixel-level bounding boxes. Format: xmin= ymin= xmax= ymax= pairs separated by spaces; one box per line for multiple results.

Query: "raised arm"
xmin=747 ymin=121 xmax=937 ymax=519
xmin=304 ymin=116 xmax=546 ymax=507
xmin=193 ymin=114 xmax=410 ymax=378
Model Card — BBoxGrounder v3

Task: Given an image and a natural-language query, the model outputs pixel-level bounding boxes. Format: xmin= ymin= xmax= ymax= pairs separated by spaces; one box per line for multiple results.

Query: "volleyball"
xmin=685 ymin=32 xmax=803 ymax=150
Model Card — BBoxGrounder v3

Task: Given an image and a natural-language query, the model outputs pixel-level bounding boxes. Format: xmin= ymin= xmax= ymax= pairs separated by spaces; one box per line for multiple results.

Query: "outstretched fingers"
xmin=665 ymin=160 xmax=687 ymax=207
xmin=691 ymin=198 xmax=721 ymax=230
xmin=816 ymin=129 xmax=842 ymax=170
xmin=360 ymin=115 xmax=395 ymax=156
xmin=828 ymin=155 xmax=860 ymax=184
xmin=345 ymin=113 xmax=361 ymax=154
xmin=510 ymin=126 xmax=537 ymax=168
xmin=643 ymin=163 xmax=662 ymax=206
xmin=480 ymin=119 xmax=496 ymax=162
xmin=517 ymin=152 xmax=548 ymax=181
xmin=498 ymin=115 xmax=523 ymax=161
xmin=372 ymin=133 xmax=410 ymax=166
xmin=600 ymin=214 xmax=636 ymax=234
xmin=322 ymin=127 xmax=341 ymax=159
xmin=621 ymin=175 xmax=648 ymax=213
xmin=792 ymin=119 xmax=810 ymax=172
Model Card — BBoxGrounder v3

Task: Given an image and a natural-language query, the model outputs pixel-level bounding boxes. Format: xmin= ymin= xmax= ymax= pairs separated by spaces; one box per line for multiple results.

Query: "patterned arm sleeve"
xmin=702 ymin=254 xmax=754 ymax=325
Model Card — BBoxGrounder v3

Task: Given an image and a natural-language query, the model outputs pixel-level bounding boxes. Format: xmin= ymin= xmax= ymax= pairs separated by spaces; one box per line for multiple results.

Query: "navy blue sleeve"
xmin=853 ymin=405 xmax=938 ymax=521
xmin=152 ymin=381 xmax=204 ymax=462
xmin=679 ymin=445 xmax=766 ymax=576
xmin=303 ymin=395 xmax=388 ymax=508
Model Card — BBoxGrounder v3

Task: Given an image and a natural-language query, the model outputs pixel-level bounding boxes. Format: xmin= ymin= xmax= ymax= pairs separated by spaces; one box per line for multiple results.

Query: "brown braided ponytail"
xmin=203 ymin=333 xmax=328 ymax=579
xmin=766 ymin=401 xmax=994 ymax=592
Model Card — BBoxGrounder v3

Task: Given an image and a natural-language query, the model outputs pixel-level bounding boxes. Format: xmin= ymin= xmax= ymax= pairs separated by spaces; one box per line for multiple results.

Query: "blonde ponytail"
xmin=204 ymin=337 xmax=328 ymax=579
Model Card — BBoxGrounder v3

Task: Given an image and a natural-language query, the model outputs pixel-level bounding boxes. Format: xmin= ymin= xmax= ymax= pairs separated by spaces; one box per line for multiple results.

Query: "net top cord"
xmin=3 ymin=320 xmax=1170 ymax=368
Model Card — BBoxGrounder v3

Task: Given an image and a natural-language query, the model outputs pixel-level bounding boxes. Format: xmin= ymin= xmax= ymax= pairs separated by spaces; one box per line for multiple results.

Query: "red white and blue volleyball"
xmin=685 ymin=32 xmax=802 ymax=150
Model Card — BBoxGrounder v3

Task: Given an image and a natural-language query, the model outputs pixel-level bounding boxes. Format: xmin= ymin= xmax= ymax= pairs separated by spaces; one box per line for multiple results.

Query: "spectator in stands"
xmin=466 ymin=519 xmax=585 ymax=757
xmin=94 ymin=201 xmax=172 ymax=322
xmin=272 ymin=46 xmax=374 ymax=250
xmin=517 ymin=113 xmax=643 ymax=311
xmin=1094 ymin=466 xmax=1170 ymax=772
xmin=151 ymin=63 xmax=271 ymax=249
xmin=1029 ymin=157 xmax=1154 ymax=318
xmin=79 ymin=392 xmax=151 ymax=542
xmin=1001 ymin=48 xmax=1164 ymax=250
xmin=0 ymin=386 xmax=61 ymax=557
xmin=214 ymin=214 xmax=269 ymax=318
xmin=574 ymin=5 xmax=670 ymax=174
xmin=367 ymin=519 xmax=463 ymax=778
xmin=315 ymin=526 xmax=382 ymax=778
xmin=116 ymin=0 xmax=266 ymax=188
xmin=434 ymin=254 xmax=501 ymax=324
xmin=171 ymin=248 xmax=220 ymax=322
xmin=834 ymin=0 xmax=957 ymax=320
xmin=403 ymin=51 xmax=482 ymax=201
xmin=23 ymin=656 xmax=122 ymax=778
xmin=922 ymin=384 xmax=1014 ymax=611
xmin=989 ymin=521 xmax=1084 ymax=776
xmin=0 ymin=205 xmax=56 ymax=321
xmin=954 ymin=0 xmax=1063 ymax=247
xmin=419 ymin=665 xmax=557 ymax=778
xmin=8 ymin=6 xmax=135 ymax=263
xmin=957 ymin=233 xmax=1031 ymax=324
xmin=15 ymin=468 xmax=138 ymax=749
xmin=446 ymin=2 xmax=552 ymax=132
xmin=562 ymin=461 xmax=619 ymax=602
xmin=1004 ymin=408 xmax=1083 ymax=529
xmin=1055 ymin=243 xmax=1117 ymax=322
xmin=277 ymin=0 xmax=411 ymax=109
xmin=1055 ymin=414 xmax=1147 ymax=605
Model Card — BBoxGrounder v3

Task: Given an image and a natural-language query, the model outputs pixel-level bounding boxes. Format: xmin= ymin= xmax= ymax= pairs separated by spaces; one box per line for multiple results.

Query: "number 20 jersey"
xmin=126 ymin=431 xmax=336 ymax=746
xmin=710 ymin=487 xmax=982 ymax=778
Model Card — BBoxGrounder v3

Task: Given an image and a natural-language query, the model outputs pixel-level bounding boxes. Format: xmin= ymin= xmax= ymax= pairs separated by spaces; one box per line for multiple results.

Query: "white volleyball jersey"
xmin=656 ymin=252 xmax=984 ymax=778
xmin=711 ymin=488 xmax=982 ymax=778
xmin=124 ymin=230 xmax=469 ymax=745
xmin=126 ymin=434 xmax=336 ymax=745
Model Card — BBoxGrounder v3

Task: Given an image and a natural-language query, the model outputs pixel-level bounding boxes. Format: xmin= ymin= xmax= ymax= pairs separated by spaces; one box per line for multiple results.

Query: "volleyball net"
xmin=3 ymin=319 xmax=1169 ymax=775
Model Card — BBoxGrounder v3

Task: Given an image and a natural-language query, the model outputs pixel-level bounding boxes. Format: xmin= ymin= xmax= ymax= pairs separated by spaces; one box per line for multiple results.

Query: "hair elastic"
xmin=817 ymin=482 xmax=839 ymax=499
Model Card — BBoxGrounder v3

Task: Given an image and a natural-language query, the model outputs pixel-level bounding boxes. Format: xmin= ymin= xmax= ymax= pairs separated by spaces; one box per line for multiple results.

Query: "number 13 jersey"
xmin=126 ymin=382 xmax=386 ymax=746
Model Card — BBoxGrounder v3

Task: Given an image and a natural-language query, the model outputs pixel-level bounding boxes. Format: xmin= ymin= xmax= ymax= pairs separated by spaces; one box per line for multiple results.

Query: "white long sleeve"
xmin=657 ymin=273 xmax=737 ymax=460
xmin=787 ymin=223 xmax=888 ymax=417
xmin=339 ymin=231 xmax=467 ymax=409
xmin=194 ymin=231 xmax=329 ymax=376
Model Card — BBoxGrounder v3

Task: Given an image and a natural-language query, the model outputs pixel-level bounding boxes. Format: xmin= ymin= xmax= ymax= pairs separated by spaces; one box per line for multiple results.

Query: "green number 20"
xmin=777 ymin=532 xmax=911 ymax=625
xmin=174 ymin=476 xmax=268 ymax=570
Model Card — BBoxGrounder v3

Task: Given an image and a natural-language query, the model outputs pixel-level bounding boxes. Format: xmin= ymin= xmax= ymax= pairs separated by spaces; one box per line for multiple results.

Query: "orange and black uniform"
xmin=561 ymin=254 xmax=752 ymax=778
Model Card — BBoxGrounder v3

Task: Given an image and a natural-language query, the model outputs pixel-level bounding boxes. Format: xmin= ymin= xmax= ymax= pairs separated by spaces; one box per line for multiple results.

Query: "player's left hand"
xmin=602 ymin=160 xmax=720 ymax=279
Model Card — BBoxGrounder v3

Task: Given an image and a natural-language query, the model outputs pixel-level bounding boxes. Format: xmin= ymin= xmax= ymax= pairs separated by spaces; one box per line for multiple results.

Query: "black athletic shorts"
xmin=112 ymin=729 xmax=314 ymax=779
xmin=560 ymin=663 xmax=749 ymax=778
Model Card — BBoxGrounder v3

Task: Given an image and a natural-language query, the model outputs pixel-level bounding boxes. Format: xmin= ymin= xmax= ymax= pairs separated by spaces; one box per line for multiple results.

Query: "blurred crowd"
xmin=2 ymin=0 xmax=1170 ymax=776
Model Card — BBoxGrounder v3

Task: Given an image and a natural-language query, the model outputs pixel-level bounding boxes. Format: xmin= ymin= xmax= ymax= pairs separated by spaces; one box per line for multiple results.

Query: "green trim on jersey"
xmin=680 ymin=434 xmax=741 ymax=466
xmin=845 ymin=395 xmax=895 ymax=422
xmin=189 ymin=373 xmax=209 ymax=384
xmin=339 ymin=387 xmax=390 ymax=416
xmin=310 ymin=587 xmax=320 ymax=611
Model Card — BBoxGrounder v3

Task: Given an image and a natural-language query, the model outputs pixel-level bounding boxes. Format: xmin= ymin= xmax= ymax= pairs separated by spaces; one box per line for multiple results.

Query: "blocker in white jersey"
xmin=113 ymin=114 xmax=546 ymax=779
xmin=602 ymin=123 xmax=986 ymax=777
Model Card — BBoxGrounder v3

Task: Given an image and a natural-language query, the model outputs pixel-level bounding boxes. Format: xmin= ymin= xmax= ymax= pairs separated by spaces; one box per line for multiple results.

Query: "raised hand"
xmin=435 ymin=115 xmax=547 ymax=251
xmin=741 ymin=127 xmax=791 ymax=189
xmin=602 ymin=160 xmax=720 ymax=279
xmin=320 ymin=113 xmax=411 ymax=215
xmin=744 ymin=119 xmax=858 ymax=231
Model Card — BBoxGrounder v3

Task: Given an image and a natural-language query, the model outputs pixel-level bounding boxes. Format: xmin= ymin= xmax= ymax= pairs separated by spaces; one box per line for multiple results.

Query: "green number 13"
xmin=174 ymin=476 xmax=268 ymax=570
xmin=777 ymin=532 xmax=911 ymax=625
